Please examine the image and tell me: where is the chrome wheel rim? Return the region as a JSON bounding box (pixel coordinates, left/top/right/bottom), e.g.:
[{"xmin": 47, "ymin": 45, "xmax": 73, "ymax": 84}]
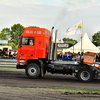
[
  {"xmin": 80, "ymin": 71, "xmax": 90, "ymax": 81},
  {"xmin": 28, "ymin": 66, "xmax": 37, "ymax": 76}
]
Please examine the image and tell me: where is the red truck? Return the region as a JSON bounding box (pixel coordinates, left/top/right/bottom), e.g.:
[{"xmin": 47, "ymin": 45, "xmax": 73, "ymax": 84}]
[{"xmin": 17, "ymin": 27, "xmax": 100, "ymax": 82}]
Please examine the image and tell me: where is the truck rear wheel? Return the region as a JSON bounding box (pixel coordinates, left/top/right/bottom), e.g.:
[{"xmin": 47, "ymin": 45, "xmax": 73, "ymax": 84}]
[
  {"xmin": 25, "ymin": 63, "xmax": 40, "ymax": 78},
  {"xmin": 77, "ymin": 68, "xmax": 94, "ymax": 82}
]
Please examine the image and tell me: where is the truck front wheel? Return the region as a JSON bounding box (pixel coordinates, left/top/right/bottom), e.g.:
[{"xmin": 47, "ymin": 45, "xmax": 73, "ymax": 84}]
[
  {"xmin": 77, "ymin": 68, "xmax": 94, "ymax": 82},
  {"xmin": 25, "ymin": 63, "xmax": 40, "ymax": 78}
]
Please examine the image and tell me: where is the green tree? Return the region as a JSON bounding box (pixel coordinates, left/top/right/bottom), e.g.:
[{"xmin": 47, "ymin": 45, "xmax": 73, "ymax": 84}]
[
  {"xmin": 63, "ymin": 37, "xmax": 67, "ymax": 41},
  {"xmin": 62, "ymin": 37, "xmax": 77, "ymax": 47},
  {"xmin": 10, "ymin": 42, "xmax": 18, "ymax": 49},
  {"xmin": 92, "ymin": 31, "xmax": 100, "ymax": 46},
  {"xmin": 0, "ymin": 28, "xmax": 10, "ymax": 40},
  {"xmin": 10, "ymin": 23, "xmax": 25, "ymax": 46}
]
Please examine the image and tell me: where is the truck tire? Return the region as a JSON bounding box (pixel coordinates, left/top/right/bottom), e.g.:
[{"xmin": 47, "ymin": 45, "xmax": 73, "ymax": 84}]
[
  {"xmin": 77, "ymin": 68, "xmax": 94, "ymax": 82},
  {"xmin": 25, "ymin": 63, "xmax": 40, "ymax": 78}
]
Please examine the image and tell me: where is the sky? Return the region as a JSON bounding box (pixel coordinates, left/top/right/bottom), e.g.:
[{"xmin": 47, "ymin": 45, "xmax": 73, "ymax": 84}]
[{"xmin": 0, "ymin": 0, "xmax": 100, "ymax": 42}]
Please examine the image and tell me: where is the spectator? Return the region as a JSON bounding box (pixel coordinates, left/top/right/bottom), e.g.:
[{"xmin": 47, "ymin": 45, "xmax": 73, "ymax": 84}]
[
  {"xmin": 78, "ymin": 52, "xmax": 81, "ymax": 60},
  {"xmin": 62, "ymin": 53, "xmax": 68, "ymax": 60},
  {"xmin": 13, "ymin": 51, "xmax": 17, "ymax": 60},
  {"xmin": 72, "ymin": 55, "xmax": 76, "ymax": 61},
  {"xmin": 9, "ymin": 49, "xmax": 13, "ymax": 59},
  {"xmin": 57, "ymin": 53, "xmax": 59, "ymax": 59},
  {"xmin": 0, "ymin": 49, "xmax": 3, "ymax": 58},
  {"xmin": 68, "ymin": 53, "xmax": 72, "ymax": 61},
  {"xmin": 78, "ymin": 52, "xmax": 80, "ymax": 56},
  {"xmin": 3, "ymin": 51, "xmax": 9, "ymax": 59},
  {"xmin": 76, "ymin": 54, "xmax": 80, "ymax": 61},
  {"xmin": 80, "ymin": 52, "xmax": 84, "ymax": 60},
  {"xmin": 66, "ymin": 52, "xmax": 69, "ymax": 57},
  {"xmin": 11, "ymin": 50, "xmax": 14, "ymax": 56},
  {"xmin": 2, "ymin": 49, "xmax": 6, "ymax": 56},
  {"xmin": 57, "ymin": 53, "xmax": 62, "ymax": 60},
  {"xmin": 0, "ymin": 49, "xmax": 2, "ymax": 56}
]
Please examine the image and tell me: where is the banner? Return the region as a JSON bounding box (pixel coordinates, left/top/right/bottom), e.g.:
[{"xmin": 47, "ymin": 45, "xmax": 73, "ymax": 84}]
[{"xmin": 0, "ymin": 40, "xmax": 8, "ymax": 44}]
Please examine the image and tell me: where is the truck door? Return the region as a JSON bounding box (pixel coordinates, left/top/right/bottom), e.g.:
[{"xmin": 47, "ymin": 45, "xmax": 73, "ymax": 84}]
[
  {"xmin": 20, "ymin": 37, "xmax": 35, "ymax": 59},
  {"xmin": 35, "ymin": 37, "xmax": 44, "ymax": 58}
]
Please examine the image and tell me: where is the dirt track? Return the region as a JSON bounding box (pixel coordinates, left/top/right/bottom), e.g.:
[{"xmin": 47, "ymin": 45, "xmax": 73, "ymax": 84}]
[{"xmin": 0, "ymin": 67, "xmax": 100, "ymax": 100}]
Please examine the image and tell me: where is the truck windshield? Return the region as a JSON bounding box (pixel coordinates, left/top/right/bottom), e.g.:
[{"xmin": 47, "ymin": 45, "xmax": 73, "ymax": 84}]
[{"xmin": 21, "ymin": 37, "xmax": 34, "ymax": 46}]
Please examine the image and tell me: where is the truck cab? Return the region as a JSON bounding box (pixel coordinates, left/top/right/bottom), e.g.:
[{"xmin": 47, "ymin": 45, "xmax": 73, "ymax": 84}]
[{"xmin": 17, "ymin": 27, "xmax": 51, "ymax": 68}]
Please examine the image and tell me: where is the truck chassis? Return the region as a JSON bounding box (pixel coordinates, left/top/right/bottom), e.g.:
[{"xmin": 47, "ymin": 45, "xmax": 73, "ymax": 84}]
[{"xmin": 22, "ymin": 60, "xmax": 100, "ymax": 82}]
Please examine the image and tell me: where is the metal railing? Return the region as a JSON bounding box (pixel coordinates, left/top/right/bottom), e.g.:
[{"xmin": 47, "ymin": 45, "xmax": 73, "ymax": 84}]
[{"xmin": 0, "ymin": 59, "xmax": 17, "ymax": 67}]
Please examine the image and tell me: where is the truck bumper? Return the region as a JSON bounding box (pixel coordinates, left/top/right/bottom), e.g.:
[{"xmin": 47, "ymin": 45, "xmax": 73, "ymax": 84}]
[{"xmin": 16, "ymin": 65, "xmax": 26, "ymax": 69}]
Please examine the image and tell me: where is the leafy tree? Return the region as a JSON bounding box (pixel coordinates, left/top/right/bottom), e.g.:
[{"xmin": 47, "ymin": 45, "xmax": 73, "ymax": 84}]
[
  {"xmin": 10, "ymin": 42, "xmax": 18, "ymax": 49},
  {"xmin": 0, "ymin": 28, "xmax": 10, "ymax": 40},
  {"xmin": 10, "ymin": 23, "xmax": 25, "ymax": 46},
  {"xmin": 92, "ymin": 31, "xmax": 100, "ymax": 46},
  {"xmin": 62, "ymin": 37, "xmax": 77, "ymax": 47},
  {"xmin": 63, "ymin": 38, "xmax": 67, "ymax": 41}
]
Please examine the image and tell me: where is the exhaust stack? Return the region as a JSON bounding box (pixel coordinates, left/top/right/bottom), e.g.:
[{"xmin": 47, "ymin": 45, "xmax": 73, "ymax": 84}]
[
  {"xmin": 53, "ymin": 29, "xmax": 58, "ymax": 61},
  {"xmin": 48, "ymin": 27, "xmax": 54, "ymax": 61}
]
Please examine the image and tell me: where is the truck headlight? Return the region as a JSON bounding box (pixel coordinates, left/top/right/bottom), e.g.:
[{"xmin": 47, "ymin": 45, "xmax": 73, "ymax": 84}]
[{"xmin": 20, "ymin": 60, "xmax": 25, "ymax": 65}]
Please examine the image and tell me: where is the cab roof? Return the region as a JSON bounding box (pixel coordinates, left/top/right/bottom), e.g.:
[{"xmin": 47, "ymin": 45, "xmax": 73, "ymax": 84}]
[{"xmin": 21, "ymin": 27, "xmax": 51, "ymax": 37}]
